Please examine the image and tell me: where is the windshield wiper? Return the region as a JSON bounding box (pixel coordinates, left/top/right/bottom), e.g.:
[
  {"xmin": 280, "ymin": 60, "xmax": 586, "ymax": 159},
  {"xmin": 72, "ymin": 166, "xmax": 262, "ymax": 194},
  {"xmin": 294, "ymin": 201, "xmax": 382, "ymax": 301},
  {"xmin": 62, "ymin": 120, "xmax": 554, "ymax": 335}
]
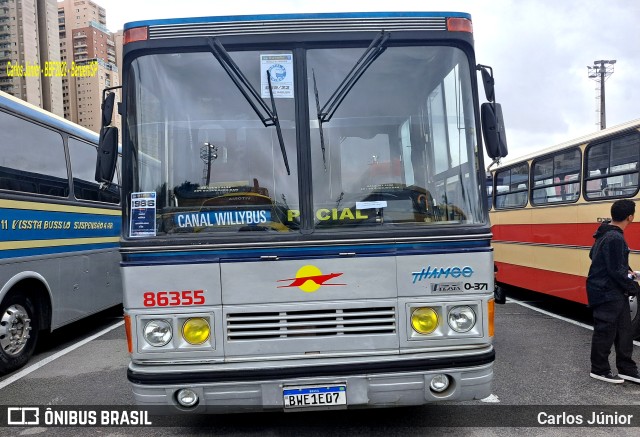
[
  {"xmin": 311, "ymin": 69, "xmax": 327, "ymax": 171},
  {"xmin": 314, "ymin": 31, "xmax": 390, "ymax": 169},
  {"xmin": 266, "ymin": 69, "xmax": 290, "ymax": 175},
  {"xmin": 206, "ymin": 37, "xmax": 290, "ymax": 175}
]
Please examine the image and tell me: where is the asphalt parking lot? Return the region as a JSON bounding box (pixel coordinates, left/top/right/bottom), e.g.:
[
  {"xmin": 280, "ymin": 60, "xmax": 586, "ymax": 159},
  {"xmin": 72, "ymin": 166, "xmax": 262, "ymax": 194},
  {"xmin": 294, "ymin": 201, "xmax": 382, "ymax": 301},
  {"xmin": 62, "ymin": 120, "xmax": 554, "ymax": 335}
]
[{"xmin": 1, "ymin": 296, "xmax": 639, "ymax": 436}]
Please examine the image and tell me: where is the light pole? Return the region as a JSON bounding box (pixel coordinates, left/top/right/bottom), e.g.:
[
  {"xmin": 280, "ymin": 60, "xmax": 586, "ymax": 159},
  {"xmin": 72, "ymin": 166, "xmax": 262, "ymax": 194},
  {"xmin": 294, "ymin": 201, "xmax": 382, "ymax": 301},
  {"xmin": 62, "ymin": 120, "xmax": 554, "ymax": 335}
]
[{"xmin": 587, "ymin": 60, "xmax": 616, "ymax": 130}]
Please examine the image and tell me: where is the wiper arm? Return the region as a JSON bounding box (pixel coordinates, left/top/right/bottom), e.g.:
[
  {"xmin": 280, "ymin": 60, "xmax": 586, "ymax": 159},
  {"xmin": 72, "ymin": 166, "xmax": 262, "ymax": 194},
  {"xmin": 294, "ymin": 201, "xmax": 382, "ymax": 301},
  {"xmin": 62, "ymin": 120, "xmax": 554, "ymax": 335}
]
[
  {"xmin": 318, "ymin": 31, "xmax": 390, "ymax": 123},
  {"xmin": 266, "ymin": 69, "xmax": 290, "ymax": 175},
  {"xmin": 206, "ymin": 37, "xmax": 290, "ymax": 175},
  {"xmin": 312, "ymin": 69, "xmax": 327, "ymax": 171},
  {"xmin": 313, "ymin": 31, "xmax": 389, "ymax": 171}
]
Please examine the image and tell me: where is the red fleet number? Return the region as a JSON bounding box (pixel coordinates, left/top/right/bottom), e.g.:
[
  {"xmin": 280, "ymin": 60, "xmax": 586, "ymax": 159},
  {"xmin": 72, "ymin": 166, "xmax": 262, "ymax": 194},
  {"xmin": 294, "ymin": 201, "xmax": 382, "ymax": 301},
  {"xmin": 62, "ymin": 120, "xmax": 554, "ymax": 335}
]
[{"xmin": 143, "ymin": 290, "xmax": 205, "ymax": 307}]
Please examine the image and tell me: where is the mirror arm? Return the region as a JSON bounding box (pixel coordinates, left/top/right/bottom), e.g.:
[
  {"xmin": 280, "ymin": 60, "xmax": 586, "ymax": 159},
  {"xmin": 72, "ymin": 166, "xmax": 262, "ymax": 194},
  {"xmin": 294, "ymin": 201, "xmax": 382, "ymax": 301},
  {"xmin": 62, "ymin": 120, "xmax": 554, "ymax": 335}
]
[{"xmin": 486, "ymin": 157, "xmax": 501, "ymax": 172}]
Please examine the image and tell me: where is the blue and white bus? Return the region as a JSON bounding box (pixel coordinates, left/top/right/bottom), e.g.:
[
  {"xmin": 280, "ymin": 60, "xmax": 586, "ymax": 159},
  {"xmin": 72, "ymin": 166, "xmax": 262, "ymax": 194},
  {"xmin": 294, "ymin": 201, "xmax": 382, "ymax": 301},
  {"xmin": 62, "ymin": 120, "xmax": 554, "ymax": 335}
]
[
  {"xmin": 0, "ymin": 91, "xmax": 121, "ymax": 373},
  {"xmin": 97, "ymin": 11, "xmax": 507, "ymax": 412}
]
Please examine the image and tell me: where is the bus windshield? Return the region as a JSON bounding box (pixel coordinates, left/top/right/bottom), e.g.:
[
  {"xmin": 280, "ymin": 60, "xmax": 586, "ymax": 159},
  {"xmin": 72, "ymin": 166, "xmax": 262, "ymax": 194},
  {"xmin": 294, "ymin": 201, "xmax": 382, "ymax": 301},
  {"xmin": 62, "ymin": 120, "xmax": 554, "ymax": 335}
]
[{"xmin": 127, "ymin": 45, "xmax": 481, "ymax": 237}]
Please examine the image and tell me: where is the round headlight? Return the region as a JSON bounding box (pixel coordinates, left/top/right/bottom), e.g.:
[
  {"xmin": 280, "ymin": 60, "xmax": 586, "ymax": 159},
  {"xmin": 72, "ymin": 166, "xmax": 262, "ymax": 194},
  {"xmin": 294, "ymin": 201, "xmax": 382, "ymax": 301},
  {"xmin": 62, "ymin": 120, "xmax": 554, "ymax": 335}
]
[
  {"xmin": 143, "ymin": 320, "xmax": 172, "ymax": 347},
  {"xmin": 448, "ymin": 306, "xmax": 476, "ymax": 333},
  {"xmin": 411, "ymin": 307, "xmax": 439, "ymax": 334},
  {"xmin": 182, "ymin": 317, "xmax": 211, "ymax": 345}
]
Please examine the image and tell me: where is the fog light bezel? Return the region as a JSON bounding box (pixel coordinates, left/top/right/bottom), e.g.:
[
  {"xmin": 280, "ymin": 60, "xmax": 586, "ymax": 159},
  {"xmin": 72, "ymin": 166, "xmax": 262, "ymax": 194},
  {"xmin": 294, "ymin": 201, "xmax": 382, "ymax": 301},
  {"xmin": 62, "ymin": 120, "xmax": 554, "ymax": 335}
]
[
  {"xmin": 429, "ymin": 374, "xmax": 451, "ymax": 393},
  {"xmin": 176, "ymin": 388, "xmax": 199, "ymax": 408}
]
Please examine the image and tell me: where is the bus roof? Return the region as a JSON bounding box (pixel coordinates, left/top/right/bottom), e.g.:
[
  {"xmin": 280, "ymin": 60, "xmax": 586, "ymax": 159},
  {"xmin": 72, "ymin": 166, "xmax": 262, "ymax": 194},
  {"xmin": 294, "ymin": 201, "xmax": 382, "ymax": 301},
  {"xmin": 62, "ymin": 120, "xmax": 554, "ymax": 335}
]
[
  {"xmin": 124, "ymin": 11, "xmax": 471, "ymax": 30},
  {"xmin": 495, "ymin": 118, "xmax": 640, "ymax": 169},
  {"xmin": 0, "ymin": 90, "xmax": 99, "ymax": 144}
]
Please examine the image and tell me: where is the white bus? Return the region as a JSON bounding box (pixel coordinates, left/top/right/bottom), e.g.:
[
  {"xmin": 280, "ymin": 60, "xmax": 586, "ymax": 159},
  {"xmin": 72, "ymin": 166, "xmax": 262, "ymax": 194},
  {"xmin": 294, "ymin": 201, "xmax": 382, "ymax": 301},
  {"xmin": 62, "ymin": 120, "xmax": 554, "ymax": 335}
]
[
  {"xmin": 97, "ymin": 11, "xmax": 507, "ymax": 412},
  {"xmin": 0, "ymin": 91, "xmax": 122, "ymax": 373}
]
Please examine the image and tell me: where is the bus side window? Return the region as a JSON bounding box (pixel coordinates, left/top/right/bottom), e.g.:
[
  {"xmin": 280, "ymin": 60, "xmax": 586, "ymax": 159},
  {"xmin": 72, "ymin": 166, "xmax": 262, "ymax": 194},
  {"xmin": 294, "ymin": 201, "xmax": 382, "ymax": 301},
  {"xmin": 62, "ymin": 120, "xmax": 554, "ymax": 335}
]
[{"xmin": 0, "ymin": 110, "xmax": 69, "ymax": 198}]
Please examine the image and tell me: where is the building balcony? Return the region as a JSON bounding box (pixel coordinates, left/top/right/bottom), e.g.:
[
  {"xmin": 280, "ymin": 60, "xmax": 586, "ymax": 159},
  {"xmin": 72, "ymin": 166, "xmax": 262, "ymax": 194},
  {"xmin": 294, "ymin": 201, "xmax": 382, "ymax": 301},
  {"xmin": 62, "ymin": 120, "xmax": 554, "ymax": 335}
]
[
  {"xmin": 74, "ymin": 42, "xmax": 87, "ymax": 48},
  {"xmin": 75, "ymin": 49, "xmax": 88, "ymax": 56},
  {"xmin": 73, "ymin": 33, "xmax": 87, "ymax": 39}
]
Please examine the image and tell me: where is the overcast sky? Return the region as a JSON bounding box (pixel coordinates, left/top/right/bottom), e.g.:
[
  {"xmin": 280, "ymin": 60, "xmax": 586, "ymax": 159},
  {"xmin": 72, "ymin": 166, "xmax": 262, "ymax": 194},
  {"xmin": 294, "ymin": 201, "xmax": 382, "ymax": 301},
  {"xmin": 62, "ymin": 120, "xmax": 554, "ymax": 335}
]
[{"xmin": 102, "ymin": 0, "xmax": 640, "ymax": 160}]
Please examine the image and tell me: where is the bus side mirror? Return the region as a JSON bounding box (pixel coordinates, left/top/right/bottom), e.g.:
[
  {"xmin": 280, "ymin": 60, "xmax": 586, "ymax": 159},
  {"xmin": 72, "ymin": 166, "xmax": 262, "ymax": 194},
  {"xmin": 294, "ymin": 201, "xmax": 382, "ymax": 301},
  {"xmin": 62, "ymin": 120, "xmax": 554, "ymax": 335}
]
[
  {"xmin": 95, "ymin": 126, "xmax": 118, "ymax": 183},
  {"xmin": 481, "ymin": 102, "xmax": 508, "ymax": 159}
]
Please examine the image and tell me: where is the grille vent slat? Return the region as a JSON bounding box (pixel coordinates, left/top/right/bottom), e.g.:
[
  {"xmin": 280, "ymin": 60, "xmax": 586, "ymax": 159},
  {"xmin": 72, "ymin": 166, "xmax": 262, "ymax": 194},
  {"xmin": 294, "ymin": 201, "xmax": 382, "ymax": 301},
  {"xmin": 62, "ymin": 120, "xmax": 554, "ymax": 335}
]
[
  {"xmin": 227, "ymin": 307, "xmax": 396, "ymax": 340},
  {"xmin": 148, "ymin": 18, "xmax": 447, "ymax": 39}
]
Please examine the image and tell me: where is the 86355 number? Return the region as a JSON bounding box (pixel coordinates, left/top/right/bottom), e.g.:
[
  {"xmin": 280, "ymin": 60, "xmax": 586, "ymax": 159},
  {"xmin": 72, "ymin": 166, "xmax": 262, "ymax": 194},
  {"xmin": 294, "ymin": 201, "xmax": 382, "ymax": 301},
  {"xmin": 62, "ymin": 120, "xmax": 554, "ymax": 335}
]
[{"xmin": 143, "ymin": 290, "xmax": 205, "ymax": 307}]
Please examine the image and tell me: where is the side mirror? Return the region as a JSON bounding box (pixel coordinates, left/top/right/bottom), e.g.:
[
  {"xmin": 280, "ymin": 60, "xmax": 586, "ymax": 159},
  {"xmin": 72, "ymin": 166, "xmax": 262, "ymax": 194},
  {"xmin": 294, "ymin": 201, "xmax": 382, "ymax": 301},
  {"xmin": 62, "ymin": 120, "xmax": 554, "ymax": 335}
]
[
  {"xmin": 481, "ymin": 102, "xmax": 508, "ymax": 159},
  {"xmin": 95, "ymin": 126, "xmax": 118, "ymax": 183}
]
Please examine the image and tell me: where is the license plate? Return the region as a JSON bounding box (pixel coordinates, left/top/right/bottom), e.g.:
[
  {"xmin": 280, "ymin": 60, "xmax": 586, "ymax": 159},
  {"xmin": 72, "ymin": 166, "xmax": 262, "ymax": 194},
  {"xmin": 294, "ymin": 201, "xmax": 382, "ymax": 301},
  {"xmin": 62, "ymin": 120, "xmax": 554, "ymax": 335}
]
[{"xmin": 283, "ymin": 385, "xmax": 347, "ymax": 409}]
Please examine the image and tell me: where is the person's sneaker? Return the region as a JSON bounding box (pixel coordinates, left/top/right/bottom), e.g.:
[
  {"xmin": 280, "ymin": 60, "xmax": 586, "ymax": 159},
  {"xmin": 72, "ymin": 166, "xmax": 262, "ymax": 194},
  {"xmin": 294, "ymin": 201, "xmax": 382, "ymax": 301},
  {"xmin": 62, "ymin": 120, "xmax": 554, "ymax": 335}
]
[
  {"xmin": 590, "ymin": 371, "xmax": 624, "ymax": 383},
  {"xmin": 618, "ymin": 370, "xmax": 640, "ymax": 384}
]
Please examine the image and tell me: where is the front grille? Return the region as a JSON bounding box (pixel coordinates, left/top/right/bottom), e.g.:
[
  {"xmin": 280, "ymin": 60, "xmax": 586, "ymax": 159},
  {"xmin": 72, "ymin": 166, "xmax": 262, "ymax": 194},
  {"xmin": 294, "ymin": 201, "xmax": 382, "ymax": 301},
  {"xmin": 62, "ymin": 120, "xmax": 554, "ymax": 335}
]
[
  {"xmin": 148, "ymin": 18, "xmax": 447, "ymax": 39},
  {"xmin": 227, "ymin": 307, "xmax": 396, "ymax": 340}
]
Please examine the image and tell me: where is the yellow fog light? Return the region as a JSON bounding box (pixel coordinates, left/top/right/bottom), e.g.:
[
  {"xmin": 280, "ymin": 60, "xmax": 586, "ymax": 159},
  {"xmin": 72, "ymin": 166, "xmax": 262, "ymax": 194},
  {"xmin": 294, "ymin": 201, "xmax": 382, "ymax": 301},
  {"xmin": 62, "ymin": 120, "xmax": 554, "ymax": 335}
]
[
  {"xmin": 411, "ymin": 307, "xmax": 439, "ymax": 334},
  {"xmin": 182, "ymin": 317, "xmax": 210, "ymax": 345}
]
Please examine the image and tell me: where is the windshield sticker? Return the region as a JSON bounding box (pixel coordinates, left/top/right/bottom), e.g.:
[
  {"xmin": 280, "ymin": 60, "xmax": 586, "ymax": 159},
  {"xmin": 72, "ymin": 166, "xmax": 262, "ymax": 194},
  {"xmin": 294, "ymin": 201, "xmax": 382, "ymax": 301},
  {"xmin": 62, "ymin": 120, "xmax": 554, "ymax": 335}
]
[
  {"xmin": 260, "ymin": 54, "xmax": 294, "ymax": 99},
  {"xmin": 356, "ymin": 201, "xmax": 387, "ymax": 210},
  {"xmin": 130, "ymin": 192, "xmax": 157, "ymax": 237},
  {"xmin": 174, "ymin": 210, "xmax": 271, "ymax": 228}
]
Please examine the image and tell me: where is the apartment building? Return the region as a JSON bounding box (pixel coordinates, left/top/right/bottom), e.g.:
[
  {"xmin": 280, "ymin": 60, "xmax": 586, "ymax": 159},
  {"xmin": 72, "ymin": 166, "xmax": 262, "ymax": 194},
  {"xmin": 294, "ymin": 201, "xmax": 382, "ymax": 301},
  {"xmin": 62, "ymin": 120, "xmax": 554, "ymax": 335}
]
[
  {"xmin": 0, "ymin": 0, "xmax": 64, "ymax": 116},
  {"xmin": 58, "ymin": 0, "xmax": 119, "ymax": 132}
]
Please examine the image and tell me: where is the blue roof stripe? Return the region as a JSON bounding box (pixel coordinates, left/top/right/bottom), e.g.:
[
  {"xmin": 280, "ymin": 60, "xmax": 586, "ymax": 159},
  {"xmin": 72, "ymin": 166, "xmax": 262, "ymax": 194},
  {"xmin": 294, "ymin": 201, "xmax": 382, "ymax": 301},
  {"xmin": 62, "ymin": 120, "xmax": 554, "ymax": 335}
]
[
  {"xmin": 124, "ymin": 11, "xmax": 471, "ymax": 30},
  {"xmin": 0, "ymin": 94, "xmax": 99, "ymax": 143}
]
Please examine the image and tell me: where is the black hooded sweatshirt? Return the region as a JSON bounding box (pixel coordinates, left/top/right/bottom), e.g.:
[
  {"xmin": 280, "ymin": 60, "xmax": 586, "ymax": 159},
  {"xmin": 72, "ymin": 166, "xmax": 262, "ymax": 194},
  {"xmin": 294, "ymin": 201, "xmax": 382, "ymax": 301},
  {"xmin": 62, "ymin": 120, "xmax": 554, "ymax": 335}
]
[{"xmin": 586, "ymin": 222, "xmax": 636, "ymax": 307}]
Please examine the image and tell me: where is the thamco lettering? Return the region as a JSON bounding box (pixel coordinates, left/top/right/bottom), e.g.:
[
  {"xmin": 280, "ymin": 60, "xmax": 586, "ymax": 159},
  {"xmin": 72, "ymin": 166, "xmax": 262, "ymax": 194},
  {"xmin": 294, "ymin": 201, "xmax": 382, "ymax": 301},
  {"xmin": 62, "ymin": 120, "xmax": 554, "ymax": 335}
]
[{"xmin": 411, "ymin": 266, "xmax": 474, "ymax": 283}]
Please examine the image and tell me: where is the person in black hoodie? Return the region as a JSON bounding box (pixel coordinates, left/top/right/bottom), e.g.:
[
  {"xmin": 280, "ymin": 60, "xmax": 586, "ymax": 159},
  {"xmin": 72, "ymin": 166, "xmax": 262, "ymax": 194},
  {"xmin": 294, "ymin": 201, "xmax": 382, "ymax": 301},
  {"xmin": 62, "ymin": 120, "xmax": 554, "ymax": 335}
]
[{"xmin": 587, "ymin": 199, "xmax": 640, "ymax": 384}]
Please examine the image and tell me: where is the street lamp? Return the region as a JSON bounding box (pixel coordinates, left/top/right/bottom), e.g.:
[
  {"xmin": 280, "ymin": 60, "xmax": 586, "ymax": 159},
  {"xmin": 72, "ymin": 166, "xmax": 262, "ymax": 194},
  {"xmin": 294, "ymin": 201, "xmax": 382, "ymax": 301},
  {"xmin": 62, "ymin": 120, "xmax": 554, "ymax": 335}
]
[{"xmin": 587, "ymin": 60, "xmax": 616, "ymax": 130}]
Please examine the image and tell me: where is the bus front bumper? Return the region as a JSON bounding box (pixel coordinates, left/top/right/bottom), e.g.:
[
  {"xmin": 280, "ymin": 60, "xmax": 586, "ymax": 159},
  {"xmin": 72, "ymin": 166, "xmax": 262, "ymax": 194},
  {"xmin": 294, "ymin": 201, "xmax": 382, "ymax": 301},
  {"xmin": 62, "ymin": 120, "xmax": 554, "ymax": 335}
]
[{"xmin": 127, "ymin": 348, "xmax": 494, "ymax": 412}]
